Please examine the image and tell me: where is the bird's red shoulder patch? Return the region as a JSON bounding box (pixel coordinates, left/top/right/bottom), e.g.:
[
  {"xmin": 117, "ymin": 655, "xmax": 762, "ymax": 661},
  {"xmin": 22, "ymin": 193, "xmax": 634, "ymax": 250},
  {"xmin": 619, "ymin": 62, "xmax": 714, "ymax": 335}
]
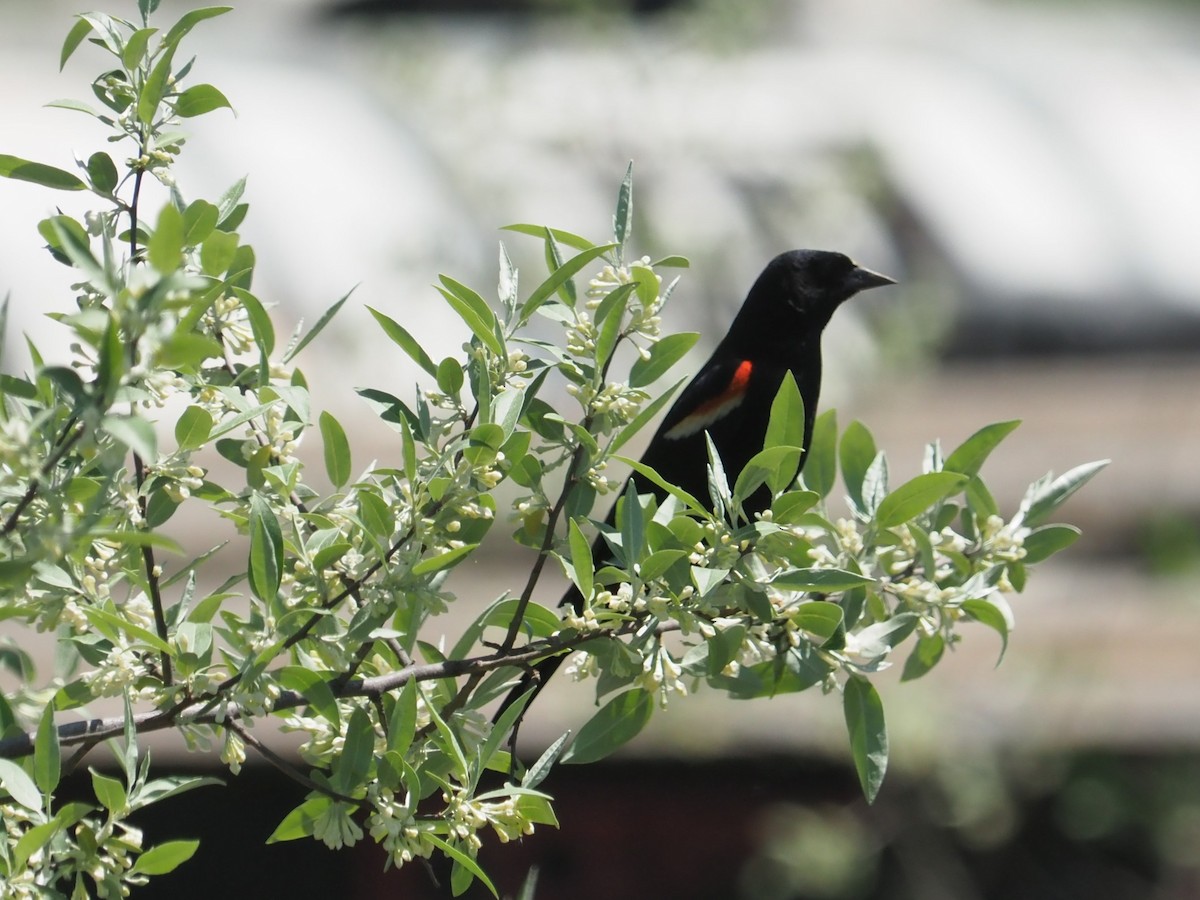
[{"xmin": 664, "ymin": 360, "xmax": 753, "ymax": 439}]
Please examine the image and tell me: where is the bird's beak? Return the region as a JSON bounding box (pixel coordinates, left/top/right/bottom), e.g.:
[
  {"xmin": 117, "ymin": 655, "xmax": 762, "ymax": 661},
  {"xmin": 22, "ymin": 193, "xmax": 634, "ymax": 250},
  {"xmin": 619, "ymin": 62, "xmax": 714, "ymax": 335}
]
[{"xmin": 846, "ymin": 265, "xmax": 896, "ymax": 294}]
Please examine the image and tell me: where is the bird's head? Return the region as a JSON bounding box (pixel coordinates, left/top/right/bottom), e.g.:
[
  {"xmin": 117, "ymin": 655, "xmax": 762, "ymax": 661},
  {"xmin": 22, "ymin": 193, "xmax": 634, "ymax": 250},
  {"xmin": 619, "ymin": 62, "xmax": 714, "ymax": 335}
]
[{"xmin": 730, "ymin": 249, "xmax": 895, "ymax": 343}]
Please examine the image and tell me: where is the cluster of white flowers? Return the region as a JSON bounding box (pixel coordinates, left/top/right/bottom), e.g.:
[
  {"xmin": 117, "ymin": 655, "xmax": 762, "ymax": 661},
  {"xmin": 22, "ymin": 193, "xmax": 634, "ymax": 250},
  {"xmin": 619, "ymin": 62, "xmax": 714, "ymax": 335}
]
[
  {"xmin": 473, "ymin": 452, "xmax": 505, "ymax": 491},
  {"xmin": 367, "ymin": 784, "xmax": 430, "ymax": 866},
  {"xmin": 687, "ymin": 522, "xmax": 745, "ymax": 569},
  {"xmin": 241, "ymin": 404, "xmax": 300, "ymax": 467},
  {"xmin": 151, "ymin": 461, "xmax": 205, "ymax": 504},
  {"xmin": 313, "ymin": 801, "xmax": 364, "ymax": 850},
  {"xmin": 494, "ymin": 348, "xmax": 531, "ymax": 387},
  {"xmin": 564, "ymin": 310, "xmax": 598, "ymax": 357},
  {"xmin": 588, "ymin": 381, "xmax": 649, "ymax": 424},
  {"xmin": 220, "ymin": 727, "xmax": 246, "ymax": 775},
  {"xmin": 697, "ymin": 616, "xmax": 782, "ymax": 676},
  {"xmin": 83, "ymin": 641, "xmax": 151, "ymax": 697},
  {"xmin": 0, "ymin": 416, "xmax": 34, "ymax": 485},
  {"xmin": 980, "ymin": 514, "xmax": 1029, "ymax": 565},
  {"xmin": 638, "ymin": 644, "xmax": 688, "ymax": 705},
  {"xmin": 129, "ymin": 363, "xmax": 188, "ymax": 409},
  {"xmin": 442, "ymin": 785, "xmax": 538, "ymax": 852},
  {"xmin": 1, "ymin": 802, "xmax": 147, "ymax": 899},
  {"xmin": 586, "ymin": 257, "xmax": 665, "ymax": 337},
  {"xmin": 205, "ymin": 292, "xmax": 255, "ymax": 354},
  {"xmin": 125, "ymin": 136, "xmax": 180, "ymax": 188}
]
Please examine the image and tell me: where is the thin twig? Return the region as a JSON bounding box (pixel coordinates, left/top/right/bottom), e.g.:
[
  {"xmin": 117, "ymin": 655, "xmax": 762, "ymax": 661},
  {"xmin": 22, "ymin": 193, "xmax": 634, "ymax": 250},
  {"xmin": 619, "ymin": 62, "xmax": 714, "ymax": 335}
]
[{"xmin": 226, "ymin": 719, "xmax": 359, "ymax": 805}]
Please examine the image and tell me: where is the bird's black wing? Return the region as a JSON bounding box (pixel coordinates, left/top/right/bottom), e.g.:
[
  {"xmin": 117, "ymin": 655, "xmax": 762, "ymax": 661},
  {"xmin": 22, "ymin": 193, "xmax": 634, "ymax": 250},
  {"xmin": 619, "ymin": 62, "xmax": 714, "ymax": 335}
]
[{"xmin": 654, "ymin": 354, "xmax": 753, "ymax": 442}]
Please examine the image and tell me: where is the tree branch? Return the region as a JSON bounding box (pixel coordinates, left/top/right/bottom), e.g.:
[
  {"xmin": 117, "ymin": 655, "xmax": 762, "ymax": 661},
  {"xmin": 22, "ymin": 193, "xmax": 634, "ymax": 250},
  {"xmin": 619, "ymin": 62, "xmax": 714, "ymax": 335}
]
[{"xmin": 0, "ymin": 621, "xmax": 679, "ymax": 760}]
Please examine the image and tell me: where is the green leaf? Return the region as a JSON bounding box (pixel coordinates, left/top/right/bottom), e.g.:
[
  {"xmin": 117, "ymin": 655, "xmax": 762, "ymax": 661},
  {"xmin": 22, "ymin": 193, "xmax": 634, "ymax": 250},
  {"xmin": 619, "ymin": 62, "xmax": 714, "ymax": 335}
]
[
  {"xmin": 248, "ymin": 494, "xmax": 282, "ymax": 603},
  {"xmin": 1021, "ymin": 524, "xmax": 1081, "ymax": 564},
  {"xmin": 45, "ymin": 98, "xmax": 101, "ymax": 117},
  {"xmin": 705, "ymin": 432, "xmax": 732, "ymax": 520},
  {"xmin": 283, "ymin": 287, "xmax": 352, "ymax": 363},
  {"xmin": 804, "ymin": 410, "xmax": 838, "ymax": 498},
  {"xmin": 854, "ymin": 614, "xmax": 919, "ymax": 659},
  {"xmin": 175, "ymin": 83, "xmax": 233, "ymax": 118},
  {"xmin": 34, "ymin": 703, "xmax": 60, "ymax": 795},
  {"xmin": 130, "ymin": 839, "xmax": 199, "ymax": 876},
  {"xmin": 234, "ymin": 288, "xmax": 274, "ymax": 357},
  {"xmin": 436, "ymin": 357, "xmax": 464, "ymax": 397},
  {"xmin": 0, "ymin": 154, "xmax": 86, "ymax": 191},
  {"xmin": 618, "ymin": 480, "xmax": 645, "ymax": 567},
  {"xmin": 411, "ymin": 543, "xmax": 479, "ymax": 576},
  {"xmin": 962, "ymin": 598, "xmax": 1010, "ymax": 664},
  {"xmin": 629, "ymin": 332, "xmax": 698, "ymax": 388},
  {"xmin": 477, "ymin": 689, "xmax": 533, "ymax": 786},
  {"xmin": 42, "ymin": 217, "xmax": 111, "ymax": 294},
  {"xmin": 522, "ymin": 731, "xmax": 571, "ymax": 791},
  {"xmin": 1021, "ymin": 460, "xmax": 1109, "ymax": 527},
  {"xmin": 563, "ymin": 688, "xmax": 654, "ymax": 764},
  {"xmin": 276, "ymin": 667, "xmax": 339, "ymax": 728},
  {"xmin": 839, "ymin": 420, "xmax": 877, "ymax": 513},
  {"xmin": 174, "ymin": 405, "xmax": 213, "ymax": 451},
  {"xmin": 121, "ymin": 26, "xmax": 157, "ymax": 69},
  {"xmin": 843, "ymin": 677, "xmax": 887, "ymax": 804},
  {"xmin": 541, "ymin": 230, "xmax": 573, "ymax": 306},
  {"xmin": 91, "ymin": 768, "xmax": 127, "ymax": 814},
  {"xmin": 162, "ymin": 6, "xmax": 233, "ymax": 52},
  {"xmin": 86, "ymin": 151, "xmax": 119, "ymax": 194},
  {"xmin": 367, "ymin": 306, "xmax": 437, "ymax": 377},
  {"xmin": 319, "ymin": 411, "xmax": 352, "ymax": 487},
  {"xmin": 944, "ymin": 420, "xmax": 1021, "ymax": 477},
  {"xmin": 200, "ymin": 229, "xmax": 239, "ymax": 276},
  {"xmin": 618, "ymin": 457, "xmax": 706, "ymax": 514},
  {"xmin": 60, "ymin": 17, "xmax": 94, "ymax": 70},
  {"xmin": 388, "ymin": 680, "xmax": 418, "ymax": 752},
  {"xmin": 764, "ymin": 371, "xmax": 805, "ymax": 451},
  {"xmin": 501, "ymin": 223, "xmax": 595, "ymax": 252},
  {"xmin": 518, "ymin": 243, "xmax": 617, "ymax": 323},
  {"xmin": 437, "ymin": 276, "xmax": 503, "ymax": 357},
  {"xmin": 0, "ymin": 758, "xmax": 41, "ymax": 810},
  {"xmin": 102, "ymin": 415, "xmax": 158, "ymax": 463},
  {"xmin": 874, "ymin": 472, "xmax": 968, "ymax": 529},
  {"xmin": 267, "ymin": 796, "xmax": 332, "ymax": 843},
  {"xmin": 83, "ymin": 606, "xmax": 173, "ymax": 655},
  {"xmin": 425, "ymin": 835, "xmax": 499, "ymax": 898},
  {"xmin": 182, "ymin": 199, "xmax": 220, "ymax": 246},
  {"xmin": 771, "ymin": 568, "xmax": 874, "ymax": 592},
  {"xmin": 965, "ymin": 475, "xmax": 998, "ymax": 519},
  {"xmin": 14, "ymin": 821, "xmax": 62, "ymax": 870},
  {"xmin": 331, "ymin": 707, "xmax": 374, "ymax": 795},
  {"xmin": 96, "ymin": 527, "xmax": 183, "ymax": 555},
  {"xmin": 568, "ymin": 518, "xmax": 594, "ymax": 601},
  {"xmin": 137, "ymin": 44, "xmax": 176, "ymax": 126},
  {"xmin": 148, "ymin": 202, "xmax": 185, "ymax": 274},
  {"xmin": 479, "ymin": 599, "xmax": 561, "ymax": 639},
  {"xmin": 901, "ymin": 634, "xmax": 945, "ymax": 682},
  {"xmin": 733, "ymin": 446, "xmax": 803, "ymax": 504},
  {"xmin": 594, "ymin": 284, "xmax": 629, "ymax": 368},
  {"xmin": 613, "ymin": 160, "xmax": 634, "ymax": 254},
  {"xmin": 638, "ymin": 548, "xmax": 687, "ymax": 581},
  {"xmin": 793, "ymin": 603, "xmax": 844, "ymax": 642}
]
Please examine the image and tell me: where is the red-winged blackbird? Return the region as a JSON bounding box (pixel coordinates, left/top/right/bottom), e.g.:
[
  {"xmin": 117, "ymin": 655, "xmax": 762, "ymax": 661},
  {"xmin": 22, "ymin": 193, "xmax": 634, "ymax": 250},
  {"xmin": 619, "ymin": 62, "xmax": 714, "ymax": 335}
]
[{"xmin": 499, "ymin": 249, "xmax": 894, "ymax": 726}]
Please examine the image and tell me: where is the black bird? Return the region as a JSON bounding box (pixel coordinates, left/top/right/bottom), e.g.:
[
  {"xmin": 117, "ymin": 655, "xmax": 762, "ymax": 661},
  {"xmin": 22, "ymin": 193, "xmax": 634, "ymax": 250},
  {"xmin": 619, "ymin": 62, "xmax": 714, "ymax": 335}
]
[{"xmin": 499, "ymin": 249, "xmax": 895, "ymax": 726}]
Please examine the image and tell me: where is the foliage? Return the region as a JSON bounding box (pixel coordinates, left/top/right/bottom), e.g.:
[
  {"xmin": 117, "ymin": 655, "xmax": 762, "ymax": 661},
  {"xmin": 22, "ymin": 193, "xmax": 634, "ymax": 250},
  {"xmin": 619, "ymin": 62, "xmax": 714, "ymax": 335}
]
[{"xmin": 0, "ymin": 3, "xmax": 1106, "ymax": 895}]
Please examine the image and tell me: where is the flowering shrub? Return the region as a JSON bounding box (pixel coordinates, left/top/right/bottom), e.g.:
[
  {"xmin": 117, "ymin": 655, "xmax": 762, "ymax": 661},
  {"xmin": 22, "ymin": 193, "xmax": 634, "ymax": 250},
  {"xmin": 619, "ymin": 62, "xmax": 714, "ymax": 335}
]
[{"xmin": 0, "ymin": 2, "xmax": 1105, "ymax": 896}]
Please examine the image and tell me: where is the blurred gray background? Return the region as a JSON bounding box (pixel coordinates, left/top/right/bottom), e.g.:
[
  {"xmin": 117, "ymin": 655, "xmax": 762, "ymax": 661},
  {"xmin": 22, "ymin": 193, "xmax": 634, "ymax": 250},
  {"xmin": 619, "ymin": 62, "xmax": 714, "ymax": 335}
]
[{"xmin": 2, "ymin": 0, "xmax": 1200, "ymax": 897}]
